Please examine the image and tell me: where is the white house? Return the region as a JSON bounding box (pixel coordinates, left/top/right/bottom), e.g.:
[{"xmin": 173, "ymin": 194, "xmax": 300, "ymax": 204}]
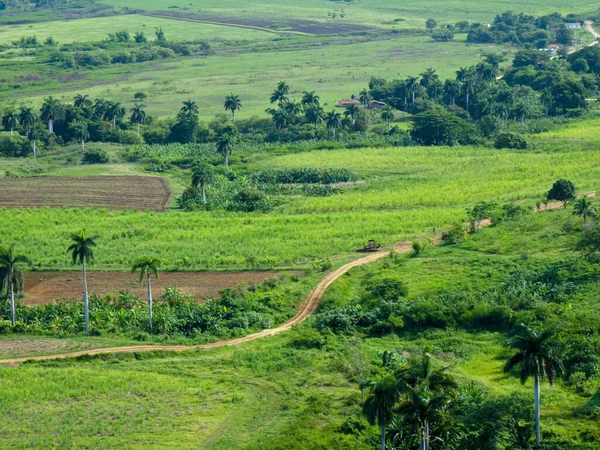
[{"xmin": 565, "ymin": 23, "xmax": 582, "ymax": 29}]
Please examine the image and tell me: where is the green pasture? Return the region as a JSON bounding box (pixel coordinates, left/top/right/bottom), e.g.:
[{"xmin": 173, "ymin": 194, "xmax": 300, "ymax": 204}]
[
  {"xmin": 1, "ymin": 35, "xmax": 505, "ymax": 118},
  {"xmin": 0, "ymin": 14, "xmax": 278, "ymax": 45},
  {"xmin": 98, "ymin": 0, "xmax": 600, "ymax": 28}
]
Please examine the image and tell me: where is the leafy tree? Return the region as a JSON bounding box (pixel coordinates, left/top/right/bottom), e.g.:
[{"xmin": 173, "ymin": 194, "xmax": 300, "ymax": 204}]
[
  {"xmin": 70, "ymin": 120, "xmax": 89, "ymax": 151},
  {"xmin": 191, "ymin": 161, "xmax": 214, "ymax": 202},
  {"xmin": 504, "ymin": 325, "xmax": 564, "ymax": 450},
  {"xmin": 572, "ymin": 197, "xmax": 597, "ymax": 224},
  {"xmin": 0, "ymin": 246, "xmax": 30, "ymax": 326},
  {"xmin": 547, "ymin": 179, "xmax": 576, "ymax": 208},
  {"xmin": 130, "ymin": 103, "xmax": 147, "ymax": 135},
  {"xmin": 344, "ymin": 103, "xmax": 360, "ymax": 125},
  {"xmin": 301, "ymin": 91, "xmax": 320, "ymax": 107},
  {"xmin": 131, "ymin": 256, "xmax": 161, "ymax": 334},
  {"xmin": 468, "ymin": 201, "xmax": 498, "ymax": 230},
  {"xmin": 395, "ymin": 353, "xmax": 458, "ymax": 450},
  {"xmin": 170, "ymin": 111, "xmax": 200, "ymax": 144},
  {"xmin": 365, "ymin": 273, "xmax": 408, "ymax": 300},
  {"xmin": 1, "ymin": 109, "xmax": 19, "ymax": 135},
  {"xmin": 411, "ymin": 107, "xmax": 475, "ymax": 146},
  {"xmin": 431, "ymin": 29, "xmax": 454, "ymax": 41},
  {"xmin": 362, "ymin": 376, "xmax": 400, "ymax": 450},
  {"xmin": 224, "ymin": 93, "xmax": 242, "ymax": 122},
  {"xmin": 325, "ymin": 110, "xmax": 342, "ymax": 138},
  {"xmin": 154, "ymin": 27, "xmax": 166, "ymax": 43},
  {"xmin": 181, "ymin": 99, "xmax": 199, "ymax": 116},
  {"xmin": 381, "ymin": 106, "xmax": 394, "ymax": 132},
  {"xmin": 67, "ymin": 230, "xmax": 97, "ymax": 334},
  {"xmin": 425, "ymin": 18, "xmax": 437, "ymax": 31},
  {"xmin": 555, "ymin": 26, "xmax": 574, "ymax": 45},
  {"xmin": 40, "ymin": 96, "xmax": 65, "ymax": 134},
  {"xmin": 133, "ymin": 92, "xmax": 147, "ymax": 101},
  {"xmin": 134, "ymin": 31, "xmax": 147, "ymax": 44},
  {"xmin": 494, "ymin": 131, "xmax": 528, "ymax": 149}
]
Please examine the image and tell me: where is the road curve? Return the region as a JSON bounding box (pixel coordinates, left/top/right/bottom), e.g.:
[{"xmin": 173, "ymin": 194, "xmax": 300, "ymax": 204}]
[{"xmin": 0, "ymin": 194, "xmax": 595, "ymax": 365}]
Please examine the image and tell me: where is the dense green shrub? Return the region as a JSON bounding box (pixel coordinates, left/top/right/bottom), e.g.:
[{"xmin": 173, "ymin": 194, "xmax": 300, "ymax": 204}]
[
  {"xmin": 229, "ymin": 187, "xmax": 272, "ymax": 212},
  {"xmin": 0, "ymin": 134, "xmax": 31, "ymax": 157},
  {"xmin": 252, "ymin": 168, "xmax": 357, "ymax": 185},
  {"xmin": 82, "ymin": 148, "xmax": 109, "ymax": 164},
  {"xmin": 494, "ymin": 131, "xmax": 528, "ymax": 149}
]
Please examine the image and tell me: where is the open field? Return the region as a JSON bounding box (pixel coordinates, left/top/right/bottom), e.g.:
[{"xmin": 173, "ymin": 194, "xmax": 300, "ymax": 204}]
[
  {"xmin": 99, "ymin": 0, "xmax": 600, "ymax": 28},
  {"xmin": 22, "ymin": 270, "xmax": 302, "ymax": 305},
  {"xmin": 0, "ymin": 14, "xmax": 280, "ymax": 45},
  {"xmin": 0, "ymin": 176, "xmax": 172, "ymax": 211},
  {"xmin": 0, "ymin": 35, "xmax": 507, "ymax": 118}
]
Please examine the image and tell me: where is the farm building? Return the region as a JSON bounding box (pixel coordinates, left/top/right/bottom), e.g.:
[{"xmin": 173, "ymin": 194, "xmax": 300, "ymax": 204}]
[
  {"xmin": 369, "ymin": 100, "xmax": 387, "ymax": 109},
  {"xmin": 564, "ymin": 22, "xmax": 581, "ymax": 29},
  {"xmin": 337, "ymin": 98, "xmax": 361, "ymax": 107}
]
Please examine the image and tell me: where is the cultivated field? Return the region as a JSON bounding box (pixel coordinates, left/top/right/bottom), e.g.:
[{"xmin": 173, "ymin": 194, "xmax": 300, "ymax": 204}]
[
  {"xmin": 0, "ymin": 176, "xmax": 172, "ymax": 211},
  {"xmin": 23, "ymin": 270, "xmax": 302, "ymax": 305}
]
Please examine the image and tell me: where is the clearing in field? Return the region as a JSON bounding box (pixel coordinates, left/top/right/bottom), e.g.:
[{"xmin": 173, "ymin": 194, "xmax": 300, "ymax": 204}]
[
  {"xmin": 22, "ymin": 270, "xmax": 302, "ymax": 305},
  {"xmin": 0, "ymin": 176, "xmax": 172, "ymax": 211}
]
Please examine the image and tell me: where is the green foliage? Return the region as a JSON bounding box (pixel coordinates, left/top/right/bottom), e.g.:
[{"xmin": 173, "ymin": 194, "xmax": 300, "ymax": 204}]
[
  {"xmin": 411, "ymin": 107, "xmax": 476, "ymax": 146},
  {"xmin": 494, "ymin": 131, "xmax": 528, "ymax": 149},
  {"xmin": 441, "ymin": 224, "xmax": 466, "ymax": 244},
  {"xmin": 81, "ymin": 148, "xmax": 109, "ymax": 164},
  {"xmin": 252, "ymin": 168, "xmax": 356, "ymax": 185},
  {"xmin": 547, "ymin": 179, "xmax": 576, "ymax": 206},
  {"xmin": 0, "ymin": 134, "xmax": 31, "ymax": 157},
  {"xmin": 365, "ymin": 273, "xmax": 408, "ymax": 300}
]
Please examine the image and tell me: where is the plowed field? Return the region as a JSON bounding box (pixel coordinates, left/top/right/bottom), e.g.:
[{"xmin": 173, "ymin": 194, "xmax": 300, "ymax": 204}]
[
  {"xmin": 0, "ymin": 176, "xmax": 171, "ymax": 211},
  {"xmin": 22, "ymin": 271, "xmax": 302, "ymax": 305}
]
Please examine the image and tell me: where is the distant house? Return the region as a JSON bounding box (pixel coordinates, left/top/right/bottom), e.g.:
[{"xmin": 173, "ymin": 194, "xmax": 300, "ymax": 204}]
[
  {"xmin": 337, "ymin": 98, "xmax": 361, "ymax": 107},
  {"xmin": 547, "ymin": 44, "xmax": 561, "ymax": 50},
  {"xmin": 369, "ymin": 100, "xmax": 387, "ymax": 109},
  {"xmin": 564, "ymin": 22, "xmax": 582, "ymax": 29}
]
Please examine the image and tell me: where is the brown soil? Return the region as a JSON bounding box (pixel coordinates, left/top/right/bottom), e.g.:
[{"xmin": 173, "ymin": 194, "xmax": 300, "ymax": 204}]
[
  {"xmin": 23, "ymin": 271, "xmax": 302, "ymax": 305},
  {"xmin": 0, "ymin": 192, "xmax": 595, "ymax": 365},
  {"xmin": 0, "ymin": 176, "xmax": 172, "ymax": 212}
]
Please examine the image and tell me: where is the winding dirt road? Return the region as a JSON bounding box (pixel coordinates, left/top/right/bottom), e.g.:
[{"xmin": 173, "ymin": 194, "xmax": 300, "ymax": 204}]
[{"xmin": 0, "ymin": 194, "xmax": 595, "ymax": 365}]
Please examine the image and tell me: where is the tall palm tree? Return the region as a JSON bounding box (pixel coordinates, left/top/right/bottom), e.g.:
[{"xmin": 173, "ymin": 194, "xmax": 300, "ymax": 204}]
[
  {"xmin": 270, "ymin": 81, "xmax": 290, "ymax": 106},
  {"xmin": 19, "ymin": 106, "xmax": 35, "ymax": 135},
  {"xmin": 130, "ymin": 103, "xmax": 147, "ymax": 135},
  {"xmin": 224, "ymin": 94, "xmax": 242, "ymax": 122},
  {"xmin": 304, "ymin": 105, "xmax": 324, "ymax": 130},
  {"xmin": 344, "ymin": 103, "xmax": 360, "ymax": 125},
  {"xmin": 362, "ymin": 376, "xmax": 400, "ymax": 450},
  {"xmin": 93, "ymin": 98, "xmax": 108, "ymax": 120},
  {"xmin": 359, "ymin": 88, "xmax": 373, "ymax": 107},
  {"xmin": 325, "ymin": 110, "xmax": 341, "ymax": 138},
  {"xmin": 540, "ymin": 89, "xmax": 553, "ymax": 117},
  {"xmin": 456, "ymin": 67, "xmax": 475, "ymax": 112},
  {"xmin": 131, "ymin": 256, "xmax": 161, "ymax": 334},
  {"xmin": 67, "ymin": 230, "xmax": 97, "ymax": 334},
  {"xmin": 406, "ymin": 76, "xmax": 419, "ymax": 104},
  {"xmin": 191, "ymin": 161, "xmax": 214, "ymax": 202},
  {"xmin": 267, "ymin": 107, "xmax": 289, "ymax": 131},
  {"xmin": 106, "ymin": 102, "xmax": 125, "ymax": 128},
  {"xmin": 2, "ymin": 109, "xmax": 19, "ymax": 135},
  {"xmin": 0, "ymin": 246, "xmax": 30, "ymax": 326},
  {"xmin": 40, "ymin": 96, "xmax": 65, "ymax": 134},
  {"xmin": 74, "ymin": 94, "xmax": 92, "ymax": 109},
  {"xmin": 216, "ymin": 134, "xmax": 234, "ymax": 169},
  {"xmin": 419, "ymin": 68, "xmax": 438, "ymax": 88},
  {"xmin": 572, "ymin": 197, "xmax": 597, "ymax": 224},
  {"xmin": 301, "ymin": 90, "xmax": 320, "ymax": 108},
  {"xmin": 181, "ymin": 99, "xmax": 199, "ymax": 116},
  {"xmin": 28, "ymin": 120, "xmax": 46, "ymax": 162},
  {"xmin": 395, "ymin": 353, "xmax": 458, "ymax": 450},
  {"xmin": 504, "ymin": 325, "xmax": 564, "ymax": 450},
  {"xmin": 71, "ymin": 120, "xmax": 89, "ymax": 151},
  {"xmin": 381, "ymin": 106, "xmax": 395, "ymax": 132}
]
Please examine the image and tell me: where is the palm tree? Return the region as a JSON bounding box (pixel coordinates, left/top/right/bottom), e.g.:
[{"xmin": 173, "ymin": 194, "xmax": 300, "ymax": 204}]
[
  {"xmin": 19, "ymin": 106, "xmax": 35, "ymax": 135},
  {"xmin": 130, "ymin": 103, "xmax": 147, "ymax": 134},
  {"xmin": 106, "ymin": 101, "xmax": 125, "ymax": 128},
  {"xmin": 40, "ymin": 96, "xmax": 65, "ymax": 134},
  {"xmin": 381, "ymin": 106, "xmax": 395, "ymax": 132},
  {"xmin": 362, "ymin": 376, "xmax": 400, "ymax": 450},
  {"xmin": 74, "ymin": 94, "xmax": 92, "ymax": 109},
  {"xmin": 325, "ymin": 110, "xmax": 341, "ymax": 138},
  {"xmin": 301, "ymin": 90, "xmax": 320, "ymax": 108},
  {"xmin": 419, "ymin": 68, "xmax": 438, "ymax": 88},
  {"xmin": 93, "ymin": 98, "xmax": 108, "ymax": 120},
  {"xmin": 270, "ymin": 81, "xmax": 290, "ymax": 106},
  {"xmin": 456, "ymin": 67, "xmax": 475, "ymax": 112},
  {"xmin": 540, "ymin": 89, "xmax": 553, "ymax": 117},
  {"xmin": 71, "ymin": 120, "xmax": 89, "ymax": 151},
  {"xmin": 181, "ymin": 99, "xmax": 199, "ymax": 116},
  {"xmin": 344, "ymin": 103, "xmax": 360, "ymax": 125},
  {"xmin": 154, "ymin": 27, "xmax": 166, "ymax": 43},
  {"xmin": 28, "ymin": 120, "xmax": 46, "ymax": 162},
  {"xmin": 0, "ymin": 246, "xmax": 30, "ymax": 326},
  {"xmin": 572, "ymin": 197, "xmax": 597, "ymax": 224},
  {"xmin": 359, "ymin": 88, "xmax": 373, "ymax": 107},
  {"xmin": 406, "ymin": 76, "xmax": 419, "ymax": 104},
  {"xmin": 504, "ymin": 325, "xmax": 564, "ymax": 450},
  {"xmin": 191, "ymin": 161, "xmax": 214, "ymax": 202},
  {"xmin": 131, "ymin": 256, "xmax": 161, "ymax": 334},
  {"xmin": 2, "ymin": 109, "xmax": 19, "ymax": 136},
  {"xmin": 216, "ymin": 134, "xmax": 234, "ymax": 169},
  {"xmin": 395, "ymin": 353, "xmax": 458, "ymax": 450},
  {"xmin": 267, "ymin": 107, "xmax": 289, "ymax": 131},
  {"xmin": 304, "ymin": 105, "xmax": 324, "ymax": 130},
  {"xmin": 67, "ymin": 230, "xmax": 97, "ymax": 334},
  {"xmin": 224, "ymin": 94, "xmax": 242, "ymax": 122}
]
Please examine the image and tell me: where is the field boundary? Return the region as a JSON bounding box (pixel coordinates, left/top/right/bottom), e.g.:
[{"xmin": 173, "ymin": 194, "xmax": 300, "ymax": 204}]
[{"xmin": 0, "ymin": 193, "xmax": 595, "ymax": 365}]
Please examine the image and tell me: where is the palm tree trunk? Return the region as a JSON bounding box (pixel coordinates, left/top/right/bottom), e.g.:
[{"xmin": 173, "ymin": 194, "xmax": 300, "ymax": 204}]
[
  {"xmin": 535, "ymin": 374, "xmax": 541, "ymax": 449},
  {"xmin": 48, "ymin": 119, "xmax": 53, "ymax": 134},
  {"xmin": 81, "ymin": 138, "xmax": 85, "ymax": 152},
  {"xmin": 83, "ymin": 260, "xmax": 89, "ymax": 334},
  {"xmin": 33, "ymin": 140, "xmax": 37, "ymax": 163},
  {"xmin": 147, "ymin": 275, "xmax": 153, "ymax": 334},
  {"xmin": 387, "ymin": 120, "xmax": 391, "ymax": 132},
  {"xmin": 201, "ymin": 183, "xmax": 206, "ymax": 202},
  {"xmin": 9, "ymin": 281, "xmax": 15, "ymax": 326},
  {"xmin": 10, "ymin": 127, "xmax": 13, "ymax": 136},
  {"xmin": 232, "ymin": 110, "xmax": 236, "ymax": 123},
  {"xmin": 380, "ymin": 422, "xmax": 385, "ymax": 450},
  {"xmin": 137, "ymin": 123, "xmax": 140, "ymax": 135},
  {"xmin": 466, "ymin": 92, "xmax": 470, "ymax": 111},
  {"xmin": 425, "ymin": 420, "xmax": 430, "ymax": 450},
  {"xmin": 224, "ymin": 153, "xmax": 229, "ymax": 170}
]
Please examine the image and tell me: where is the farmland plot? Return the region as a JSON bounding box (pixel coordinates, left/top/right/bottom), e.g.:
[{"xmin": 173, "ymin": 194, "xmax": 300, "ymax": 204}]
[{"xmin": 0, "ymin": 176, "xmax": 171, "ymax": 211}]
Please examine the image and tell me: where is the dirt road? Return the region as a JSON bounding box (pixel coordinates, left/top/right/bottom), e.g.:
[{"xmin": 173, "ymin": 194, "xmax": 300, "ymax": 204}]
[{"xmin": 0, "ymin": 194, "xmax": 595, "ymax": 365}]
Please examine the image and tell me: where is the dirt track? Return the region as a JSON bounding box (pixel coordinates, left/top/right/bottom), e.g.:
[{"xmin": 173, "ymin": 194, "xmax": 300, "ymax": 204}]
[{"xmin": 0, "ymin": 194, "xmax": 594, "ymax": 365}]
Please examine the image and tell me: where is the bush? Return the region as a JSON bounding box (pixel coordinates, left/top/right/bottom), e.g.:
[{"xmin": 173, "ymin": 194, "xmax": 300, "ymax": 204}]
[
  {"xmin": 177, "ymin": 187, "xmax": 204, "ymax": 211},
  {"xmin": 229, "ymin": 187, "xmax": 272, "ymax": 212},
  {"xmin": 365, "ymin": 273, "xmax": 408, "ymax": 300},
  {"xmin": 441, "ymin": 224, "xmax": 466, "ymax": 244},
  {"xmin": 0, "ymin": 134, "xmax": 31, "ymax": 158},
  {"xmin": 82, "ymin": 148, "xmax": 109, "ymax": 164},
  {"xmin": 494, "ymin": 132, "xmax": 528, "ymax": 149}
]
